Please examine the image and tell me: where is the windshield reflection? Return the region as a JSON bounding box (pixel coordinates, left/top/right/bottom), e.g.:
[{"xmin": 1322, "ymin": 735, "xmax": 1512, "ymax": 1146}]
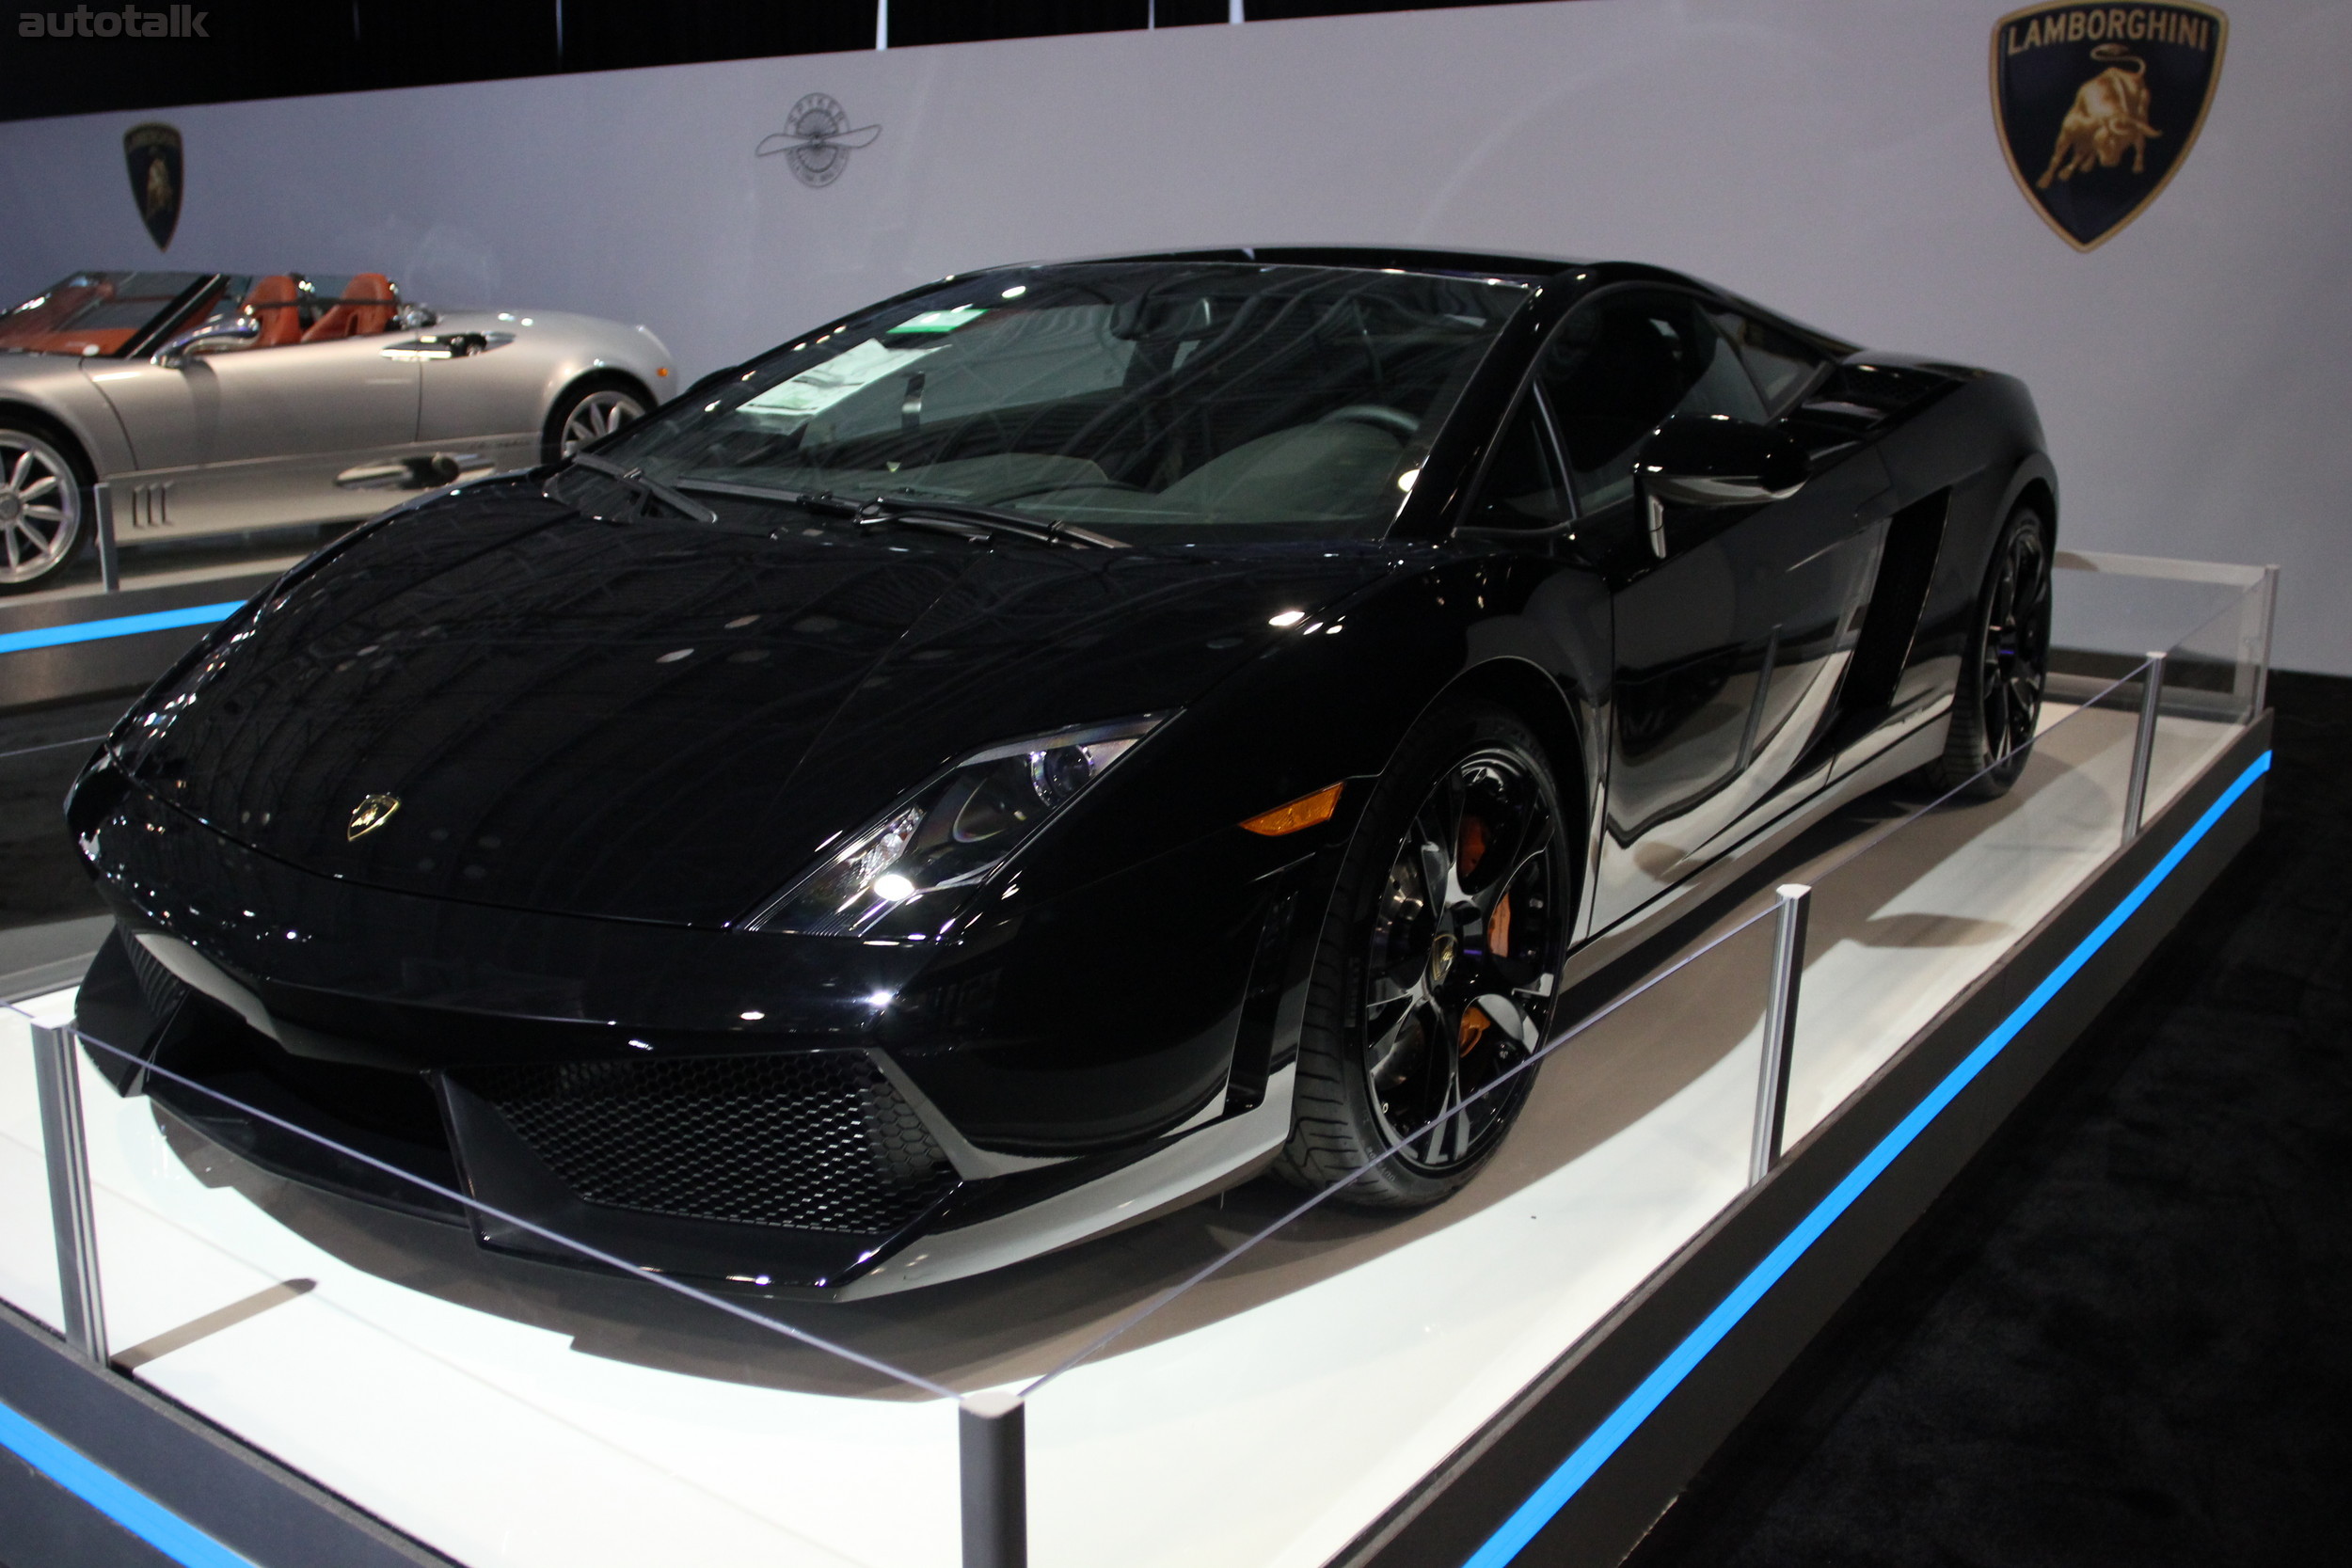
[{"xmin": 598, "ymin": 262, "xmax": 1528, "ymax": 544}]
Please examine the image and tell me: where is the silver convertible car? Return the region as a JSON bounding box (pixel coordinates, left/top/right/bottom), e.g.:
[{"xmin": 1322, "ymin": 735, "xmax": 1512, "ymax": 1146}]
[{"xmin": 0, "ymin": 269, "xmax": 676, "ymax": 589}]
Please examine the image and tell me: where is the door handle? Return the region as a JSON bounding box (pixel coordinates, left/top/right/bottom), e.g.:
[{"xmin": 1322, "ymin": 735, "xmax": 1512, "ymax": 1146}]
[{"xmin": 379, "ymin": 331, "xmax": 513, "ymax": 362}]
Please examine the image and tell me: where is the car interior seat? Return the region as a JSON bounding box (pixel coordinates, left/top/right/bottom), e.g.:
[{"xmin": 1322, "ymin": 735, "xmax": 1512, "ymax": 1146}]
[
  {"xmin": 244, "ymin": 275, "xmax": 307, "ymax": 348},
  {"xmin": 302, "ymin": 273, "xmax": 397, "ymax": 342},
  {"xmin": 1156, "ymin": 420, "xmax": 1403, "ymax": 524}
]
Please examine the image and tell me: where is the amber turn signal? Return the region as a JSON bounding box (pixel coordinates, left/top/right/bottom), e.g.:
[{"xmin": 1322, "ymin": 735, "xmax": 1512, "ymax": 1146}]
[{"xmin": 1240, "ymin": 782, "xmax": 1344, "ymax": 836}]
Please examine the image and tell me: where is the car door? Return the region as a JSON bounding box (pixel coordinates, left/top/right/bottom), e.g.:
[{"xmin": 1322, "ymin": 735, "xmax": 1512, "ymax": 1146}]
[
  {"xmin": 1547, "ymin": 288, "xmax": 1864, "ymax": 931},
  {"xmin": 1694, "ymin": 307, "xmax": 1895, "ymax": 850},
  {"xmin": 88, "ymin": 281, "xmax": 420, "ymax": 536},
  {"xmin": 409, "ymin": 326, "xmax": 539, "ymax": 470}
]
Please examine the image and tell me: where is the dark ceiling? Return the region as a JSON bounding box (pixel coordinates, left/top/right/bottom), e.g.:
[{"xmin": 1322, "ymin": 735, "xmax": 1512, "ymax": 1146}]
[{"xmin": 1, "ymin": 0, "xmax": 1554, "ymax": 123}]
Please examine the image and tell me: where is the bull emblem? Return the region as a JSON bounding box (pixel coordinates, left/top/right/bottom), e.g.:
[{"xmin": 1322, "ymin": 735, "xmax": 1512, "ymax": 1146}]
[
  {"xmin": 2038, "ymin": 44, "xmax": 2161, "ymax": 188},
  {"xmin": 1991, "ymin": 3, "xmax": 2227, "ymax": 251},
  {"xmin": 143, "ymin": 158, "xmax": 174, "ymax": 221}
]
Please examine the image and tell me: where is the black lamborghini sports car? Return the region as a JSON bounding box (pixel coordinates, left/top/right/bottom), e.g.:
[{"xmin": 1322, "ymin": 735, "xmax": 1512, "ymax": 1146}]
[{"xmin": 67, "ymin": 248, "xmax": 2055, "ymax": 1297}]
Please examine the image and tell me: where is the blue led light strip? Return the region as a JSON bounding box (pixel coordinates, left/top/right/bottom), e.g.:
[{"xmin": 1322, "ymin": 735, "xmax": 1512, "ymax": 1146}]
[
  {"xmin": 0, "ymin": 600, "xmax": 242, "ymax": 657},
  {"xmin": 1466, "ymin": 748, "xmax": 2273, "ymax": 1568},
  {"xmin": 0, "ymin": 1397, "xmax": 261, "ymax": 1568}
]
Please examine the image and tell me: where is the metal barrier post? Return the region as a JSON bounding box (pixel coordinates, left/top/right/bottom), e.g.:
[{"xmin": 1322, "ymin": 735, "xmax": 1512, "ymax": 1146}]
[
  {"xmin": 94, "ymin": 481, "xmax": 120, "ymax": 593},
  {"xmin": 1749, "ymin": 884, "xmax": 1811, "ymax": 1185},
  {"xmin": 2122, "ymin": 651, "xmax": 2167, "ymax": 844},
  {"xmin": 961, "ymin": 1391, "xmax": 1026, "ymax": 1568},
  {"xmin": 2251, "ymin": 564, "xmax": 2280, "ymax": 718},
  {"xmin": 29, "ymin": 1023, "xmax": 106, "ymax": 1362}
]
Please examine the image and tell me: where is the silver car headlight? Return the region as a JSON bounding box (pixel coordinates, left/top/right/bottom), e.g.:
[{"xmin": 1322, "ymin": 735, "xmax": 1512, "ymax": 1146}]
[{"xmin": 747, "ymin": 714, "xmax": 1169, "ymax": 936}]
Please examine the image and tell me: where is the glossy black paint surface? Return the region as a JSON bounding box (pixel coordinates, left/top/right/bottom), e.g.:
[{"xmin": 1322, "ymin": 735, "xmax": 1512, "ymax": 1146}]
[{"xmin": 68, "ymin": 248, "xmax": 2054, "ymax": 1291}]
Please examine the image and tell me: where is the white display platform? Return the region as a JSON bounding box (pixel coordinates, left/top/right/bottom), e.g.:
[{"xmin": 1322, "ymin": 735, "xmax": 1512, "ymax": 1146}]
[{"xmin": 0, "ymin": 693, "xmax": 2245, "ymax": 1568}]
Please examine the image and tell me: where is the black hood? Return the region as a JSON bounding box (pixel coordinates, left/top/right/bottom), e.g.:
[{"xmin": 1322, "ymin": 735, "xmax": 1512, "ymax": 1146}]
[{"xmin": 111, "ymin": 480, "xmax": 1397, "ymax": 927}]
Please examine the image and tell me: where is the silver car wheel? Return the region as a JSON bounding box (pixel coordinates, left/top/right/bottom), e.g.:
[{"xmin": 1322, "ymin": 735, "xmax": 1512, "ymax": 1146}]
[
  {"xmin": 560, "ymin": 389, "xmax": 645, "ymax": 457},
  {"xmin": 0, "ymin": 430, "xmax": 82, "ymax": 587}
]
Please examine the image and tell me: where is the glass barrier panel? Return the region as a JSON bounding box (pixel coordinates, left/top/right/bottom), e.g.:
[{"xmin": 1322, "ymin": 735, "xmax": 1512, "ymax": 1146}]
[
  {"xmin": 2154, "ymin": 576, "xmax": 2262, "ymax": 727},
  {"xmin": 2047, "ymin": 552, "xmax": 2265, "ymax": 715},
  {"xmin": 2050, "ymin": 550, "xmax": 2257, "ymax": 659},
  {"xmin": 1777, "ymin": 686, "xmax": 2137, "ymax": 1151},
  {"xmin": 1015, "ymin": 906, "xmax": 1780, "ymax": 1568},
  {"xmin": 2137, "ymin": 581, "xmax": 2269, "ymax": 818},
  {"xmin": 0, "ymin": 992, "xmax": 67, "ymax": 1332},
  {"xmin": 4, "ymin": 1002, "xmax": 961, "ymax": 1568}
]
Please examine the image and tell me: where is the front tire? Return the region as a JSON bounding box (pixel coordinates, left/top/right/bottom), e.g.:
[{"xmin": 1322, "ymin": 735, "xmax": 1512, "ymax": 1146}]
[
  {"xmin": 543, "ymin": 377, "xmax": 649, "ymax": 464},
  {"xmin": 1920, "ymin": 505, "xmax": 2052, "ymax": 800},
  {"xmin": 1276, "ymin": 700, "xmax": 1574, "ymax": 1208},
  {"xmin": 0, "ymin": 421, "xmax": 90, "ymax": 592}
]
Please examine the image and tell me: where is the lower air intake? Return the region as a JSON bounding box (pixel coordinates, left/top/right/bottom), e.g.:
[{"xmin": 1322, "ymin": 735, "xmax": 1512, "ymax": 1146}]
[
  {"xmin": 122, "ymin": 933, "xmax": 186, "ymax": 1018},
  {"xmin": 464, "ymin": 1053, "xmax": 956, "ymax": 1232}
]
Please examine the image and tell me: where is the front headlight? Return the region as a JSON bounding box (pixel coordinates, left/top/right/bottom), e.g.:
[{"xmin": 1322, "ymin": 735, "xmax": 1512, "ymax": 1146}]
[{"xmin": 747, "ymin": 714, "xmax": 1168, "ymax": 935}]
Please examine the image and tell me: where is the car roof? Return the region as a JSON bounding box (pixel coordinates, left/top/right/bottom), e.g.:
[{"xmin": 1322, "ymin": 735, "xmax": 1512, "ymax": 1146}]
[
  {"xmin": 965, "ymin": 247, "xmax": 1858, "ymax": 356},
  {"xmin": 1055, "ymin": 245, "xmax": 1583, "ymax": 284}
]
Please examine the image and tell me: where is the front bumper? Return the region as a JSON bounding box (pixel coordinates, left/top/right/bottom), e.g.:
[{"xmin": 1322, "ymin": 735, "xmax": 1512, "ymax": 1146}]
[{"xmin": 71, "ymin": 767, "xmax": 1329, "ymax": 1295}]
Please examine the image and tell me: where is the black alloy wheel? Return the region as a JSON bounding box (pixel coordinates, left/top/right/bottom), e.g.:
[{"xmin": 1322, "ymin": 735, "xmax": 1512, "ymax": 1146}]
[
  {"xmin": 1278, "ymin": 700, "xmax": 1573, "ymax": 1207},
  {"xmin": 1924, "ymin": 506, "xmax": 2052, "ymax": 800}
]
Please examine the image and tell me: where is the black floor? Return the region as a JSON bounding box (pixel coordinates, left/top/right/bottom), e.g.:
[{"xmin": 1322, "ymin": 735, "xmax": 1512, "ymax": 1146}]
[{"xmin": 1629, "ymin": 670, "xmax": 2352, "ymax": 1568}]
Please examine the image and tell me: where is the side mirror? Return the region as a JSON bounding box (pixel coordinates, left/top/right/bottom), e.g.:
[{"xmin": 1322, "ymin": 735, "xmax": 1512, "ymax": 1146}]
[
  {"xmin": 391, "ymin": 301, "xmax": 437, "ymax": 330},
  {"xmin": 151, "ymin": 318, "xmax": 259, "ymax": 368},
  {"xmin": 1634, "ymin": 414, "xmax": 1808, "ymax": 557}
]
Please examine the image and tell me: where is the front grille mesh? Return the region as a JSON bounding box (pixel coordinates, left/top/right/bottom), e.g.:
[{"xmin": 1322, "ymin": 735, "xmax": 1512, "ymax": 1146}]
[{"xmin": 464, "ymin": 1053, "xmax": 956, "ymax": 1233}]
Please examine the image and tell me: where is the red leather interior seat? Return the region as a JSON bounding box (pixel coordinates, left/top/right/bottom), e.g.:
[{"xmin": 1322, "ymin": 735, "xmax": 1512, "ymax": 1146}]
[
  {"xmin": 245, "ymin": 275, "xmax": 305, "ymax": 348},
  {"xmin": 302, "ymin": 273, "xmax": 396, "ymax": 342}
]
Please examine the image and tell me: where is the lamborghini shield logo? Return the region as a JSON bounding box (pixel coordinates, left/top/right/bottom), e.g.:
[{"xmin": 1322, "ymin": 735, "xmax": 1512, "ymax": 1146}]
[
  {"xmin": 122, "ymin": 123, "xmax": 183, "ymax": 252},
  {"xmin": 1992, "ymin": 3, "xmax": 2227, "ymax": 251},
  {"xmin": 347, "ymin": 794, "xmax": 401, "ymax": 841}
]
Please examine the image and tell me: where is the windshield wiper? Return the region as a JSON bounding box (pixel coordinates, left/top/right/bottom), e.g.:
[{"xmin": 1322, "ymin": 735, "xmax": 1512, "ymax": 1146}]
[
  {"xmin": 566, "ymin": 452, "xmax": 719, "ymax": 525},
  {"xmin": 861, "ymin": 492, "xmax": 1127, "ymax": 549},
  {"xmin": 656, "ymin": 479, "xmax": 1126, "ymax": 547},
  {"xmin": 675, "ymin": 478, "xmax": 861, "ymax": 516}
]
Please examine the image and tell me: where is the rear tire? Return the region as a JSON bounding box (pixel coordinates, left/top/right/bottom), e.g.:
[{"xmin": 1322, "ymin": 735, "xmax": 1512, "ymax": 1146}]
[
  {"xmin": 1275, "ymin": 699, "xmax": 1574, "ymax": 1208},
  {"xmin": 0, "ymin": 420, "xmax": 92, "ymax": 593},
  {"xmin": 1918, "ymin": 504, "xmax": 2052, "ymax": 800}
]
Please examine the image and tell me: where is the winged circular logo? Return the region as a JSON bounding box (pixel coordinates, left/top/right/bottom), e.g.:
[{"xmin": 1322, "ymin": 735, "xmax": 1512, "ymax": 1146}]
[
  {"xmin": 347, "ymin": 794, "xmax": 401, "ymax": 841},
  {"xmin": 1991, "ymin": 3, "xmax": 2228, "ymax": 251},
  {"xmin": 755, "ymin": 93, "xmax": 882, "ymax": 188}
]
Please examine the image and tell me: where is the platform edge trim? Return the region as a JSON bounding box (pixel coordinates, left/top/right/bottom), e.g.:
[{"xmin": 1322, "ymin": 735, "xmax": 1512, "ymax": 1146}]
[
  {"xmin": 0, "ymin": 1393, "xmax": 261, "ymax": 1568},
  {"xmin": 0, "ymin": 601, "xmax": 242, "ymax": 657},
  {"xmin": 1462, "ymin": 747, "xmax": 2274, "ymax": 1568}
]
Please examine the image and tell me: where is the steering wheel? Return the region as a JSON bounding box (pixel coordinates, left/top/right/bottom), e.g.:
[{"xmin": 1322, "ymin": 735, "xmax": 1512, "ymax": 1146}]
[{"xmin": 1317, "ymin": 404, "xmax": 1421, "ymax": 438}]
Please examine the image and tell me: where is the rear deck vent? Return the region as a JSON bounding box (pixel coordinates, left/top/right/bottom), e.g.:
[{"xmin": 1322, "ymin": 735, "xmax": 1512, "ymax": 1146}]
[{"xmin": 465, "ymin": 1053, "xmax": 955, "ymax": 1233}]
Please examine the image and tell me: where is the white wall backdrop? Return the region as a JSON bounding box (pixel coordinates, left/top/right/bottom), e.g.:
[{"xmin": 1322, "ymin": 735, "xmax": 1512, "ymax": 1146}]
[{"xmin": 4, "ymin": 0, "xmax": 2348, "ymax": 670}]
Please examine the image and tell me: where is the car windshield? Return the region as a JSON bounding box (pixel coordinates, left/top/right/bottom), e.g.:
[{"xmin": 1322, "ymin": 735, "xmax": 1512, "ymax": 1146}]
[
  {"xmin": 0, "ymin": 271, "xmax": 214, "ymax": 357},
  {"xmin": 595, "ymin": 261, "xmax": 1529, "ymax": 543}
]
